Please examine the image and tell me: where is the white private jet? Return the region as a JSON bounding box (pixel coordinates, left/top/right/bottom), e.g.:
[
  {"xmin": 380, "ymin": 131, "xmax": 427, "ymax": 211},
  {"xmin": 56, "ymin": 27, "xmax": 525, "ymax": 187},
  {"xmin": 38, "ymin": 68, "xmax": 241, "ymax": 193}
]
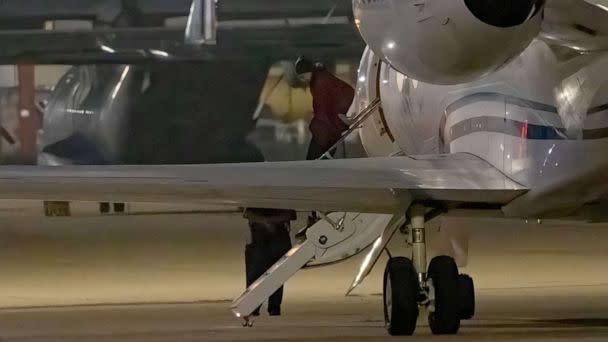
[{"xmin": 2, "ymin": 0, "xmax": 608, "ymax": 336}]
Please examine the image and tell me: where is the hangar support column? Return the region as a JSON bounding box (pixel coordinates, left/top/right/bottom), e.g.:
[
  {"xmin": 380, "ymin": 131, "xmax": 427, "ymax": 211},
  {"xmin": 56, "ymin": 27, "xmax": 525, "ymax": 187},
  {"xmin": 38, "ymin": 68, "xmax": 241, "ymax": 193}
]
[{"xmin": 17, "ymin": 65, "xmax": 40, "ymax": 164}]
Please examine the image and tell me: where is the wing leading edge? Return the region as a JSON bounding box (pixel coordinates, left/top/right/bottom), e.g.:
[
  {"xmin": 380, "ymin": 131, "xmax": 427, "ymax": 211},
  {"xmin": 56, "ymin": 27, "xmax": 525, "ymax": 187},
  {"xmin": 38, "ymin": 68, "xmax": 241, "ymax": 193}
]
[{"xmin": 0, "ymin": 154, "xmax": 526, "ymax": 213}]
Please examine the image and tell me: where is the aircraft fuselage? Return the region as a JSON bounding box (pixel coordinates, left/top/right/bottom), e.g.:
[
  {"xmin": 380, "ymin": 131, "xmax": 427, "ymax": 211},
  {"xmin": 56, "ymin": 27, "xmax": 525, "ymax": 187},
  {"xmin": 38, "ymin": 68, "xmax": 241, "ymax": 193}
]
[{"xmin": 356, "ymin": 40, "xmax": 608, "ymax": 191}]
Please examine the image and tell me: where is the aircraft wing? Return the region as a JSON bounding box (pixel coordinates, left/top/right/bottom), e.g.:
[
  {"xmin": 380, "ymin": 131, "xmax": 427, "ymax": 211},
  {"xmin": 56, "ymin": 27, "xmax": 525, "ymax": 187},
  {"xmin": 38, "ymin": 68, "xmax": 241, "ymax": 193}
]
[
  {"xmin": 503, "ymin": 158, "xmax": 608, "ymax": 218},
  {"xmin": 0, "ymin": 154, "xmax": 526, "ymax": 213}
]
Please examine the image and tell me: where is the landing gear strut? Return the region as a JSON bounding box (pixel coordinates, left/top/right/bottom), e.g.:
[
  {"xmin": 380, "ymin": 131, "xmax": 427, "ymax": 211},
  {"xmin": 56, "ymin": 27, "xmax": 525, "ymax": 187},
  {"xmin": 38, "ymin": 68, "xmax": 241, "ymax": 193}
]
[{"xmin": 382, "ymin": 205, "xmax": 475, "ymax": 336}]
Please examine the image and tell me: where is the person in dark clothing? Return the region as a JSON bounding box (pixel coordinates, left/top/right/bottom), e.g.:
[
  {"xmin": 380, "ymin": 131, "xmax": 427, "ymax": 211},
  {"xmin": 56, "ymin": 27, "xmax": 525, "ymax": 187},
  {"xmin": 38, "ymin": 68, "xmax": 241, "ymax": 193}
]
[
  {"xmin": 294, "ymin": 57, "xmax": 356, "ymax": 227},
  {"xmin": 243, "ymin": 208, "xmax": 296, "ymax": 316},
  {"xmin": 295, "ymin": 57, "xmax": 356, "ymax": 160}
]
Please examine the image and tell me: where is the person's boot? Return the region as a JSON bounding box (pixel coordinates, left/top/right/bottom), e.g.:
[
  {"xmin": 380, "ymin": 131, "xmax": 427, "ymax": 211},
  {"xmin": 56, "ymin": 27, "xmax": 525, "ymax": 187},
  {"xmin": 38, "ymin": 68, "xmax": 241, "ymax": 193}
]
[
  {"xmin": 268, "ymin": 307, "xmax": 281, "ymax": 316},
  {"xmin": 268, "ymin": 285, "xmax": 284, "ymax": 316}
]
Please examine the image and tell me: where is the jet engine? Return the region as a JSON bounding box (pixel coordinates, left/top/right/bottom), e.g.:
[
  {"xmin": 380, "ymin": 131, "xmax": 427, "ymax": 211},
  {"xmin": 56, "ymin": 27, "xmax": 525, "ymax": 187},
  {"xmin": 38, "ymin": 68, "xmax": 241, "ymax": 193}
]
[{"xmin": 353, "ymin": 0, "xmax": 545, "ymax": 85}]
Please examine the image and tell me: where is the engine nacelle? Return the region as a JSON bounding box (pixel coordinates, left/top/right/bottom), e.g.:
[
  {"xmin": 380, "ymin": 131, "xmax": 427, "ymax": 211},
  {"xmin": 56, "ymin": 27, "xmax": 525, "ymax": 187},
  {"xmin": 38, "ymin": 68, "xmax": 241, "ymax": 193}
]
[{"xmin": 353, "ymin": 0, "xmax": 544, "ymax": 85}]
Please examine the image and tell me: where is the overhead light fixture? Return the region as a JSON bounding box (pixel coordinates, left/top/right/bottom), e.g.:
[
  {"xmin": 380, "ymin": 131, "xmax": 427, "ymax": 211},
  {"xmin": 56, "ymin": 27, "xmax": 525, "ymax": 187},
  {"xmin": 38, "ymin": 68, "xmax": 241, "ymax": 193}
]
[
  {"xmin": 100, "ymin": 45, "xmax": 116, "ymax": 54},
  {"xmin": 150, "ymin": 49, "xmax": 170, "ymax": 58}
]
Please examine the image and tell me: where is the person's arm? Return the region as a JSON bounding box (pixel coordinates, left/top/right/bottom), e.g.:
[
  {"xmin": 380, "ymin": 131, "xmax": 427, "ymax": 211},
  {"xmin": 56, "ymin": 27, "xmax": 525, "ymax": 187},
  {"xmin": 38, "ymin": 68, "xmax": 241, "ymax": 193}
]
[
  {"xmin": 338, "ymin": 114, "xmax": 353, "ymax": 126},
  {"xmin": 338, "ymin": 101, "xmax": 357, "ymax": 126}
]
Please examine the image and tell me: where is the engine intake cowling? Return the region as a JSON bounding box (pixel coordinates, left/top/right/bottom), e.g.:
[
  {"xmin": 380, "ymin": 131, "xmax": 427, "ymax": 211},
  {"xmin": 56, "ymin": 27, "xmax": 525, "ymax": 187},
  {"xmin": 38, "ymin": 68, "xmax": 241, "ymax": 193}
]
[
  {"xmin": 353, "ymin": 0, "xmax": 544, "ymax": 85},
  {"xmin": 465, "ymin": 0, "xmax": 544, "ymax": 28}
]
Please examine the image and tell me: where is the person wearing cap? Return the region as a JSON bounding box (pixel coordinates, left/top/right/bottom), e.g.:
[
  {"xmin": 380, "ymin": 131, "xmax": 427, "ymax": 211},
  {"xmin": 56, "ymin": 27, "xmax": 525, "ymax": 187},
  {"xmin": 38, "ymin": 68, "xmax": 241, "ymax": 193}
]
[{"xmin": 295, "ymin": 57, "xmax": 355, "ymax": 160}]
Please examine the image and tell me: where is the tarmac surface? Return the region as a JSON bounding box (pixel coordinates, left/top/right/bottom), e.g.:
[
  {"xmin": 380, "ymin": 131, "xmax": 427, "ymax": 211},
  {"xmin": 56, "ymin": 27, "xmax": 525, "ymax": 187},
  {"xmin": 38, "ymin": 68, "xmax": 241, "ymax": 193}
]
[{"xmin": 0, "ymin": 201, "xmax": 607, "ymax": 341}]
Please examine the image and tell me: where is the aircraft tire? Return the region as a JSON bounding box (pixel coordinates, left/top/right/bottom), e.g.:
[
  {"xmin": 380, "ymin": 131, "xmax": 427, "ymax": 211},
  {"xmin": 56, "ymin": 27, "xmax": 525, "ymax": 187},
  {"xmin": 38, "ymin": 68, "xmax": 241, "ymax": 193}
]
[
  {"xmin": 99, "ymin": 202, "xmax": 110, "ymax": 214},
  {"xmin": 114, "ymin": 203, "xmax": 126, "ymax": 213},
  {"xmin": 428, "ymin": 256, "xmax": 461, "ymax": 335},
  {"xmin": 459, "ymin": 274, "xmax": 475, "ymax": 320},
  {"xmin": 383, "ymin": 257, "xmax": 419, "ymax": 336}
]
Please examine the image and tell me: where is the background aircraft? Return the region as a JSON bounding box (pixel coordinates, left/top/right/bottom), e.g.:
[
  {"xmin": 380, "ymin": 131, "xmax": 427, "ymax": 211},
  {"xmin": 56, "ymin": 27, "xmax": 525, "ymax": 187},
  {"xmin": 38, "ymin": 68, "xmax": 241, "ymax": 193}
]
[
  {"xmin": 0, "ymin": 0, "xmax": 364, "ymax": 166},
  {"xmin": 1, "ymin": 0, "xmax": 608, "ymax": 337}
]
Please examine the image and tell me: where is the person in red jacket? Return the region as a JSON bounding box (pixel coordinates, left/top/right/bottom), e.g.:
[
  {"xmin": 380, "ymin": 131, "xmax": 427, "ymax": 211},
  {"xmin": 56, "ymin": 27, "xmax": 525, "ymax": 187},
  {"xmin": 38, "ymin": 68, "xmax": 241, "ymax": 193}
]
[{"xmin": 295, "ymin": 57, "xmax": 355, "ymax": 160}]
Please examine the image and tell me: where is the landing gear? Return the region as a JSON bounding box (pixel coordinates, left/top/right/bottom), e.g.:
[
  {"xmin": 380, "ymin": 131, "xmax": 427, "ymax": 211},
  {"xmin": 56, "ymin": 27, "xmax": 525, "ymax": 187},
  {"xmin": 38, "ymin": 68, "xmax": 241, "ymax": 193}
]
[
  {"xmin": 427, "ymin": 256, "xmax": 461, "ymax": 334},
  {"xmin": 114, "ymin": 203, "xmax": 126, "ymax": 213},
  {"xmin": 381, "ymin": 205, "xmax": 475, "ymax": 336},
  {"xmin": 99, "ymin": 202, "xmax": 110, "ymax": 214},
  {"xmin": 459, "ymin": 274, "xmax": 475, "ymax": 320},
  {"xmin": 383, "ymin": 257, "xmax": 419, "ymax": 336}
]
